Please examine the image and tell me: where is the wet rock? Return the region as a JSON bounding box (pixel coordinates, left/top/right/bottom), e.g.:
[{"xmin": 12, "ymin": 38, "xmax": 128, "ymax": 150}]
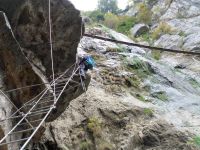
[{"xmin": 130, "ymin": 24, "xmax": 149, "ymax": 37}]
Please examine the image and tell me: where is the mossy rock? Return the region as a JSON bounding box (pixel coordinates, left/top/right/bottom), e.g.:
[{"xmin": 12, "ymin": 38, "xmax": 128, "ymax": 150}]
[
  {"xmin": 151, "ymin": 91, "xmax": 168, "ymax": 101},
  {"xmin": 135, "ymin": 93, "xmax": 148, "ymax": 102},
  {"xmin": 79, "ymin": 140, "xmax": 93, "ymax": 150},
  {"xmin": 87, "ymin": 117, "xmax": 102, "ymax": 137},
  {"xmin": 189, "ymin": 78, "xmax": 200, "ymax": 88},
  {"xmin": 98, "ymin": 141, "xmax": 113, "ymax": 150},
  {"xmin": 127, "ymin": 57, "xmax": 154, "ymax": 78},
  {"xmin": 143, "ymin": 108, "xmax": 154, "ymax": 117},
  {"xmin": 125, "ymin": 76, "xmax": 141, "ymax": 88},
  {"xmin": 151, "ymin": 50, "xmax": 162, "ymax": 60},
  {"xmin": 106, "ymin": 47, "xmax": 123, "ymax": 52}
]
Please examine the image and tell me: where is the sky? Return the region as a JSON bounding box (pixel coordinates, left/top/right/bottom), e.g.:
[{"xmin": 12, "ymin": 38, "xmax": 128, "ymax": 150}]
[{"xmin": 69, "ymin": 0, "xmax": 129, "ymax": 11}]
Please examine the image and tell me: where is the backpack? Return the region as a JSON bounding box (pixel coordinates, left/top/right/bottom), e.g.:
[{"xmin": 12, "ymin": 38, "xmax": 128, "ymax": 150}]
[{"xmin": 84, "ymin": 56, "xmax": 95, "ymax": 70}]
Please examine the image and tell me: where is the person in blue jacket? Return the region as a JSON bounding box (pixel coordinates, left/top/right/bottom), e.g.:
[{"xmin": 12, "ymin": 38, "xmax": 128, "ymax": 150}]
[{"xmin": 79, "ymin": 56, "xmax": 95, "ymax": 79}]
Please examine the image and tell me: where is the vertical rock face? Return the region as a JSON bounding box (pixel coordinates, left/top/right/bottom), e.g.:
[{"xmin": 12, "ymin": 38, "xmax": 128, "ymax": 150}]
[
  {"xmin": 0, "ymin": 0, "xmax": 82, "ymax": 76},
  {"xmin": 0, "ymin": 0, "xmax": 88, "ymax": 148},
  {"xmin": 0, "ymin": 0, "xmax": 84, "ymax": 113}
]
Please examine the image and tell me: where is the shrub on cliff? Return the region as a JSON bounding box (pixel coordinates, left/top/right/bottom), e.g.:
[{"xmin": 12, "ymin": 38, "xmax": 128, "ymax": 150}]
[
  {"xmin": 104, "ymin": 12, "xmax": 119, "ymax": 29},
  {"xmin": 116, "ymin": 16, "xmax": 136, "ymax": 34},
  {"xmin": 137, "ymin": 3, "xmax": 152, "ymax": 24},
  {"xmin": 83, "ymin": 10, "xmax": 105, "ymax": 22},
  {"xmin": 151, "ymin": 22, "xmax": 173, "ymax": 40}
]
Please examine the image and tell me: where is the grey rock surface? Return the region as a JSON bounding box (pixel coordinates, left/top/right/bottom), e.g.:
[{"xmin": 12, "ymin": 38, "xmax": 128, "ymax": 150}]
[
  {"xmin": 155, "ymin": 34, "xmax": 183, "ymax": 50},
  {"xmin": 131, "ymin": 24, "xmax": 149, "ymax": 37}
]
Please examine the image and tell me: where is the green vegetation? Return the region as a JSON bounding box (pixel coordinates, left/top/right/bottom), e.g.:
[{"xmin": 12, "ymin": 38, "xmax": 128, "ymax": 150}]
[
  {"xmin": 87, "ymin": 117, "xmax": 102, "ymax": 137},
  {"xmin": 97, "ymin": 0, "xmax": 118, "ymax": 14},
  {"xmin": 143, "ymin": 108, "xmax": 154, "ymax": 116},
  {"xmin": 85, "ymin": 10, "xmax": 105, "ymax": 22},
  {"xmin": 103, "ymin": 13, "xmax": 136, "ymax": 34},
  {"xmin": 151, "ymin": 50, "xmax": 162, "ymax": 60},
  {"xmin": 178, "ymin": 31, "xmax": 186, "ymax": 37},
  {"xmin": 125, "ymin": 76, "xmax": 141, "ymax": 88},
  {"xmin": 193, "ymin": 136, "xmax": 200, "ymax": 147},
  {"xmin": 127, "ymin": 56, "xmax": 153, "ymax": 79},
  {"xmin": 137, "ymin": 3, "xmax": 152, "ymax": 24},
  {"xmin": 104, "ymin": 13, "xmax": 119, "ymax": 29},
  {"xmin": 151, "ymin": 22, "xmax": 173, "ymax": 40},
  {"xmin": 139, "ymin": 33, "xmax": 151, "ymax": 42},
  {"xmin": 80, "ymin": 140, "xmax": 92, "ymax": 150},
  {"xmin": 151, "ymin": 91, "xmax": 168, "ymax": 101},
  {"xmin": 98, "ymin": 142, "xmax": 113, "ymax": 150},
  {"xmin": 87, "ymin": 117, "xmax": 113, "ymax": 150},
  {"xmin": 106, "ymin": 47, "xmax": 123, "ymax": 52},
  {"xmin": 189, "ymin": 78, "xmax": 200, "ymax": 88},
  {"xmin": 189, "ymin": 136, "xmax": 200, "ymax": 147},
  {"xmin": 116, "ymin": 16, "xmax": 136, "ymax": 34},
  {"xmin": 136, "ymin": 93, "xmax": 147, "ymax": 102}
]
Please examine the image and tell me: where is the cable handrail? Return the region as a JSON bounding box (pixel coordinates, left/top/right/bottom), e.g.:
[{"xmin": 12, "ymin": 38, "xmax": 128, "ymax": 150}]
[{"xmin": 83, "ymin": 34, "xmax": 200, "ymax": 56}]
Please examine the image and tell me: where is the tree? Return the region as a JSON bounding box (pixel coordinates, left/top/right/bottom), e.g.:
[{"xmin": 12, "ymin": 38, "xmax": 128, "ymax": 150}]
[
  {"xmin": 89, "ymin": 10, "xmax": 105, "ymax": 22},
  {"xmin": 97, "ymin": 0, "xmax": 118, "ymax": 14}
]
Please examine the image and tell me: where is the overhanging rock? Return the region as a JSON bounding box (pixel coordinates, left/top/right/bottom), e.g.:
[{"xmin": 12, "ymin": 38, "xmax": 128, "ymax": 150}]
[{"xmin": 0, "ymin": 0, "xmax": 89, "ymax": 130}]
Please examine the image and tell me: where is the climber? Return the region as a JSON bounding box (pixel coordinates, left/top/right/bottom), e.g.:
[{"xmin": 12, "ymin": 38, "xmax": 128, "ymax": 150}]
[{"xmin": 79, "ymin": 55, "xmax": 95, "ymax": 79}]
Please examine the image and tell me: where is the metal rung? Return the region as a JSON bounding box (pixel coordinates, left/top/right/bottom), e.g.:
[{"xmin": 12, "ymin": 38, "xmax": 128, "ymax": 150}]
[
  {"xmin": 26, "ymin": 99, "xmax": 54, "ymax": 107},
  {"xmin": 31, "ymin": 105, "xmax": 52, "ymax": 113},
  {"xmin": 37, "ymin": 99, "xmax": 54, "ymax": 105},
  {"xmin": 9, "ymin": 128, "xmax": 35, "ymax": 135},
  {"xmin": 54, "ymin": 82, "xmax": 66, "ymax": 86},
  {"xmin": 54, "ymin": 86, "xmax": 67, "ymax": 90},
  {"xmin": 56, "ymin": 78, "xmax": 70, "ymax": 83},
  {"xmin": 0, "ymin": 110, "xmax": 49, "ymax": 122},
  {"xmin": 70, "ymin": 79, "xmax": 79, "ymax": 84},
  {"xmin": 30, "ymin": 108, "xmax": 51, "ymax": 115},
  {"xmin": 18, "ymin": 119, "xmax": 43, "ymax": 127},
  {"xmin": 0, "ymin": 138, "xmax": 29, "ymax": 146}
]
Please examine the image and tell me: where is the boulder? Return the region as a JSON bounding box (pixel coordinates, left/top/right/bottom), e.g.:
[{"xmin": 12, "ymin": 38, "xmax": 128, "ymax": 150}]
[{"xmin": 130, "ymin": 24, "xmax": 149, "ymax": 37}]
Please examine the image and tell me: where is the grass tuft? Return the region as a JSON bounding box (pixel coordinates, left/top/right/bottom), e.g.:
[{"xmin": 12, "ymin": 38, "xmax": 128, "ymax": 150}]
[{"xmin": 151, "ymin": 91, "xmax": 168, "ymax": 101}]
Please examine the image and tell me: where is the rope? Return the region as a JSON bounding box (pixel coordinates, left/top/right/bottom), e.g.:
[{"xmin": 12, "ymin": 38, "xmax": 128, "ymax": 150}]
[
  {"xmin": 2, "ymin": 63, "xmax": 76, "ymax": 120},
  {"xmin": 19, "ymin": 65, "xmax": 80, "ymax": 150},
  {"xmin": 84, "ymin": 34, "xmax": 200, "ymax": 56},
  {"xmin": 79, "ymin": 69, "xmax": 87, "ymax": 92},
  {"xmin": 48, "ymin": 0, "xmax": 56, "ymax": 104},
  {"xmin": 2, "ymin": 12, "xmax": 33, "ymax": 65},
  {"xmin": 0, "ymin": 63, "xmax": 72, "ymax": 144}
]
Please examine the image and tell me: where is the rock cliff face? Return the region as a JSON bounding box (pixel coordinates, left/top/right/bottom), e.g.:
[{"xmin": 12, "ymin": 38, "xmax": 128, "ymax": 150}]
[
  {"xmin": 127, "ymin": 0, "xmax": 200, "ymax": 52},
  {"xmin": 42, "ymin": 27, "xmax": 199, "ymax": 150},
  {"xmin": 40, "ymin": 0, "xmax": 200, "ymax": 149},
  {"xmin": 0, "ymin": 0, "xmax": 88, "ymax": 149}
]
